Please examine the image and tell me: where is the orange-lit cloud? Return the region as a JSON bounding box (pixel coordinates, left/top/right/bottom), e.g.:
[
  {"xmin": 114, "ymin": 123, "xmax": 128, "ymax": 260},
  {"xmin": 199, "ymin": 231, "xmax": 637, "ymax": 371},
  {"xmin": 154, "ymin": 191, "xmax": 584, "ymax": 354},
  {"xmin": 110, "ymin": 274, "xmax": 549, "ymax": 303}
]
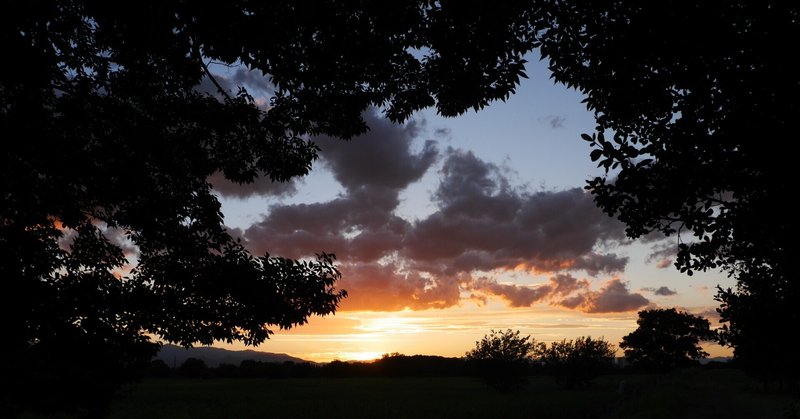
[
  {"xmin": 646, "ymin": 240, "xmax": 676, "ymax": 269},
  {"xmin": 334, "ymin": 262, "xmax": 462, "ymax": 311}
]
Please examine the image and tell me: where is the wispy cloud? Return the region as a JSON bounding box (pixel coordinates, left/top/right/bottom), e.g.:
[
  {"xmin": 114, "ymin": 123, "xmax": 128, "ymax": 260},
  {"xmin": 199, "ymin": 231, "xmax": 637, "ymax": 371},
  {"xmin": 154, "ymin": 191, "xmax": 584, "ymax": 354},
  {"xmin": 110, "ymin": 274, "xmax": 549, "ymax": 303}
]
[
  {"xmin": 538, "ymin": 114, "xmax": 567, "ymax": 129},
  {"xmin": 642, "ymin": 286, "xmax": 678, "ymax": 296}
]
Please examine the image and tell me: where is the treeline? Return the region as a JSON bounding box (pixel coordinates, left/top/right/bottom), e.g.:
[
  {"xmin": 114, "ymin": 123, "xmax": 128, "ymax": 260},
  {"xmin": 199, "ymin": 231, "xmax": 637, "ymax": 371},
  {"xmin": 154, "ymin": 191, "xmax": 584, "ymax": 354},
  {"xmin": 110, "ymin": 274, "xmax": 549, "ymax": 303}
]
[
  {"xmin": 148, "ymin": 354, "xmax": 471, "ymax": 379},
  {"xmin": 148, "ymin": 352, "xmax": 733, "ymax": 381}
]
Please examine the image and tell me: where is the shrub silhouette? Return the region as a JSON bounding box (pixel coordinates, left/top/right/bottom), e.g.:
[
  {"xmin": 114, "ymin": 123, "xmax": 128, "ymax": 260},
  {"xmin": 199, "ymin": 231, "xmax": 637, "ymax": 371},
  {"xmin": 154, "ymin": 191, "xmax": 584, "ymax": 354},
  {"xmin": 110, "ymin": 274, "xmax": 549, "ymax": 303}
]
[
  {"xmin": 465, "ymin": 329, "xmax": 536, "ymax": 392},
  {"xmin": 535, "ymin": 336, "xmax": 615, "ymax": 388}
]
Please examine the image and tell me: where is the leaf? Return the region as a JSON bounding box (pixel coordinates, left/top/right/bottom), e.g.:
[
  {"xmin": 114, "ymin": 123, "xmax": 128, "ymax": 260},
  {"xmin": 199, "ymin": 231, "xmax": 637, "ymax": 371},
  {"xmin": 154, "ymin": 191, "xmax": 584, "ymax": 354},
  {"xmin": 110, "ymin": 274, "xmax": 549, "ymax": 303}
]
[
  {"xmin": 590, "ymin": 149, "xmax": 603, "ymax": 161},
  {"xmin": 581, "ymin": 133, "xmax": 593, "ymax": 142}
]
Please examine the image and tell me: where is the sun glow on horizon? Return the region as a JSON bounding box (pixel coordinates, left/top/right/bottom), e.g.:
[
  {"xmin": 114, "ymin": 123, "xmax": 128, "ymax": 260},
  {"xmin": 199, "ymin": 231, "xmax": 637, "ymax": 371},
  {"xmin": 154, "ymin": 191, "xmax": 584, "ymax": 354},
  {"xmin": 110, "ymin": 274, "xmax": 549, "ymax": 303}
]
[
  {"xmin": 335, "ymin": 351, "xmax": 384, "ymax": 362},
  {"xmin": 209, "ymin": 299, "xmax": 732, "ymax": 364}
]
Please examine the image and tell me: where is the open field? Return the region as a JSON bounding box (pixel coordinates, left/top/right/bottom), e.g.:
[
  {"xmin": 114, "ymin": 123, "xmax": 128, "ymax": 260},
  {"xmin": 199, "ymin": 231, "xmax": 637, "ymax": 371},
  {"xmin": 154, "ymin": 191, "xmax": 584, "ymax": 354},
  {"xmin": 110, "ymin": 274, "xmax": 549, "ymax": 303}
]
[{"xmin": 106, "ymin": 369, "xmax": 798, "ymax": 419}]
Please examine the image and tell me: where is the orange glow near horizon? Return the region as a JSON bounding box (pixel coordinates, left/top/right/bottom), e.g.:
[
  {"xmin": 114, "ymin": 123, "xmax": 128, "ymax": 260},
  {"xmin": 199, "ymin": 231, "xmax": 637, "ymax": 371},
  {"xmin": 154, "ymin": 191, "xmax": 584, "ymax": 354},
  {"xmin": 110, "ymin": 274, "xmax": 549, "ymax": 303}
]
[
  {"xmin": 209, "ymin": 301, "xmax": 734, "ymax": 363},
  {"xmin": 335, "ymin": 351, "xmax": 384, "ymax": 362}
]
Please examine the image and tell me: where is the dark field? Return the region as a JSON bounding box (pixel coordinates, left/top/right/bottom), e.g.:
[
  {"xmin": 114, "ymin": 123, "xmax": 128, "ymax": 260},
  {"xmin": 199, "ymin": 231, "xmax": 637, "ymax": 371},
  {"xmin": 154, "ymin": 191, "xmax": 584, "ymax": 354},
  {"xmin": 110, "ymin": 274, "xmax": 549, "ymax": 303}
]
[{"xmin": 107, "ymin": 369, "xmax": 798, "ymax": 419}]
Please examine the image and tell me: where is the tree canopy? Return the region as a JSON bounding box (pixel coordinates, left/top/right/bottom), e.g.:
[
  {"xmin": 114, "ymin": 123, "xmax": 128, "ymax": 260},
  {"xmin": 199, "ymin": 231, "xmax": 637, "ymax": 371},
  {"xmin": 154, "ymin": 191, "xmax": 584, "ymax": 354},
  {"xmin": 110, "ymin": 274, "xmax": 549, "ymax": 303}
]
[
  {"xmin": 620, "ymin": 308, "xmax": 716, "ymax": 371},
  {"xmin": 465, "ymin": 329, "xmax": 537, "ymax": 391},
  {"xmin": 535, "ymin": 1, "xmax": 798, "ymax": 380},
  {"xmin": 4, "ymin": 0, "xmax": 798, "ymax": 413},
  {"xmin": 1, "ymin": 1, "xmax": 538, "ymax": 415},
  {"xmin": 534, "ymin": 336, "xmax": 615, "ymax": 388}
]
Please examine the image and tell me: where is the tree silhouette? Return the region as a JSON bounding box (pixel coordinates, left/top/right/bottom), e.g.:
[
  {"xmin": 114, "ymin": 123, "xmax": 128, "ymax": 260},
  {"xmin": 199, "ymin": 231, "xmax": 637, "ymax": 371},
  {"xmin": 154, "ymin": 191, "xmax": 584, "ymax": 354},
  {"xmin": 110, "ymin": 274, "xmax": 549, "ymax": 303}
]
[
  {"xmin": 147, "ymin": 360, "xmax": 172, "ymax": 378},
  {"xmin": 534, "ymin": 336, "xmax": 615, "ymax": 388},
  {"xmin": 178, "ymin": 357, "xmax": 209, "ymax": 379},
  {"xmin": 465, "ymin": 329, "xmax": 537, "ymax": 392},
  {"xmin": 2, "ymin": 2, "xmax": 537, "ymax": 414},
  {"xmin": 620, "ymin": 308, "xmax": 716, "ymax": 371},
  {"xmin": 535, "ymin": 1, "xmax": 798, "ymax": 381}
]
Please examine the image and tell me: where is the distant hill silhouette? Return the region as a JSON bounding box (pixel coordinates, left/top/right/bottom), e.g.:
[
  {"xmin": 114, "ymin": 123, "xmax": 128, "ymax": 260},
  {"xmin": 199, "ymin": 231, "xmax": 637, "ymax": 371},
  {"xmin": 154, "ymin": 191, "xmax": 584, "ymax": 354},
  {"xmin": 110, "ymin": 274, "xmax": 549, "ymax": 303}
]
[
  {"xmin": 699, "ymin": 357, "xmax": 732, "ymax": 365},
  {"xmin": 155, "ymin": 344, "xmax": 312, "ymax": 367}
]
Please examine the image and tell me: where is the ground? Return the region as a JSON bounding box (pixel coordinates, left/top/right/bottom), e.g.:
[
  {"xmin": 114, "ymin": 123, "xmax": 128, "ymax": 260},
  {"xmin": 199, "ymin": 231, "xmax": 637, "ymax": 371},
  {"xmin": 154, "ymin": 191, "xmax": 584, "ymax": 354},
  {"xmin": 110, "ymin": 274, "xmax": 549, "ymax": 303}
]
[{"xmin": 100, "ymin": 369, "xmax": 797, "ymax": 419}]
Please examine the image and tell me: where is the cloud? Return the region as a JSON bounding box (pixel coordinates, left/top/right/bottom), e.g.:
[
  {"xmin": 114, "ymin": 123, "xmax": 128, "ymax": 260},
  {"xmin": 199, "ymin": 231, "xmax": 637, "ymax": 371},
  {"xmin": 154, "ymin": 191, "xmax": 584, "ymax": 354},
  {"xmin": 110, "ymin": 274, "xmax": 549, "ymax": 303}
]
[
  {"xmin": 692, "ymin": 307, "xmax": 722, "ymax": 324},
  {"xmin": 655, "ymin": 259, "xmax": 673, "ymax": 269},
  {"xmin": 557, "ymin": 279, "xmax": 650, "ymax": 313},
  {"xmin": 572, "ymin": 253, "xmax": 629, "ymax": 277},
  {"xmin": 244, "ymin": 111, "xmax": 433, "ymax": 261},
  {"xmin": 316, "ymin": 118, "xmax": 437, "ymax": 191},
  {"xmin": 209, "ymin": 172, "xmax": 298, "ymax": 199},
  {"xmin": 538, "ymin": 114, "xmax": 566, "ymax": 129},
  {"xmin": 646, "ymin": 241, "xmax": 675, "ymax": 269},
  {"xmin": 469, "ymin": 274, "xmax": 589, "ymax": 308},
  {"xmin": 470, "ymin": 278, "xmax": 551, "ymax": 308},
  {"xmin": 642, "ymin": 286, "xmax": 677, "ymax": 296},
  {"xmin": 470, "ymin": 274, "xmax": 648, "ymax": 313},
  {"xmin": 335, "ymin": 262, "xmax": 461, "ymax": 311},
  {"xmin": 241, "ymin": 111, "xmax": 636, "ymax": 312},
  {"xmin": 195, "ymin": 70, "xmax": 273, "ymax": 108},
  {"xmin": 231, "ymin": 68, "xmax": 273, "ymax": 96},
  {"xmin": 195, "ymin": 74, "xmax": 236, "ymax": 98},
  {"xmin": 403, "ymin": 149, "xmax": 627, "ymax": 275}
]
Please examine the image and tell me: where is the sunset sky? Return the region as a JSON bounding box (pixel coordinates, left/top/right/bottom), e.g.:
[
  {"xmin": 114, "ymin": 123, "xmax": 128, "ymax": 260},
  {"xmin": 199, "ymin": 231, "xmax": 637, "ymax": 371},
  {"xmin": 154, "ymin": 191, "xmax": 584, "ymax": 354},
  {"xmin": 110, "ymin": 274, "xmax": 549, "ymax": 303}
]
[{"xmin": 207, "ymin": 54, "xmax": 733, "ymax": 362}]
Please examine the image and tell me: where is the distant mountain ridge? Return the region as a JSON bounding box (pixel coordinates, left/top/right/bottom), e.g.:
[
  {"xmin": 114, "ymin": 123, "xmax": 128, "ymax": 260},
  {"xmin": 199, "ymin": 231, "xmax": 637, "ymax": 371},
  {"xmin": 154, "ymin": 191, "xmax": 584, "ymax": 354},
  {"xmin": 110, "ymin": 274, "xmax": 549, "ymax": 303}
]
[{"xmin": 155, "ymin": 344, "xmax": 312, "ymax": 367}]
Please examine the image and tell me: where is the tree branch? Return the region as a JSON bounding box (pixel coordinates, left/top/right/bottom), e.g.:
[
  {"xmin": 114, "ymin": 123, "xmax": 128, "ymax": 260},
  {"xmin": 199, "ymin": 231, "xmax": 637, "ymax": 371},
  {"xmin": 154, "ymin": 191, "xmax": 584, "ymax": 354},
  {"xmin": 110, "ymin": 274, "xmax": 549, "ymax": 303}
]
[{"xmin": 192, "ymin": 43, "xmax": 232, "ymax": 101}]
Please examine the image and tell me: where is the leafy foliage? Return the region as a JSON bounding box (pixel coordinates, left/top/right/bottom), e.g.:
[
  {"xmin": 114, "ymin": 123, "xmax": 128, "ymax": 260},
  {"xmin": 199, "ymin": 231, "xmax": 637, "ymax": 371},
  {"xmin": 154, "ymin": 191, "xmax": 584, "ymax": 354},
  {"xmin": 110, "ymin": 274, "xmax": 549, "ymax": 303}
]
[
  {"xmin": 534, "ymin": 336, "xmax": 616, "ymax": 388},
  {"xmin": 620, "ymin": 308, "xmax": 716, "ymax": 371},
  {"xmin": 535, "ymin": 1, "xmax": 799, "ymax": 380},
  {"xmin": 2, "ymin": 1, "xmax": 539, "ymax": 415},
  {"xmin": 465, "ymin": 329, "xmax": 537, "ymax": 391}
]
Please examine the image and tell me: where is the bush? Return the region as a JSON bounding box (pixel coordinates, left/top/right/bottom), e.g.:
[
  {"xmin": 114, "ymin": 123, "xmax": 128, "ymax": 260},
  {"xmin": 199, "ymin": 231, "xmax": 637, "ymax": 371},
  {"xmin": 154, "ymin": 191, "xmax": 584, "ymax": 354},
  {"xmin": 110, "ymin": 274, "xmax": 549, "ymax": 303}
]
[
  {"xmin": 535, "ymin": 336, "xmax": 615, "ymax": 388},
  {"xmin": 465, "ymin": 329, "xmax": 536, "ymax": 392},
  {"xmin": 178, "ymin": 358, "xmax": 209, "ymax": 379}
]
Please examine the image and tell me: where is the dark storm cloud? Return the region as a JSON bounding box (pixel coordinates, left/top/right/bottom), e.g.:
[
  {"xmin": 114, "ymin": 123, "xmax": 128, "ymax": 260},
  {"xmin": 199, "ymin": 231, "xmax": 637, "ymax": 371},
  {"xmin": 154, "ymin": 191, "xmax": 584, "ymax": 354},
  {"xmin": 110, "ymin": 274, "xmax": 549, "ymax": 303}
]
[
  {"xmin": 642, "ymin": 286, "xmax": 677, "ymax": 296},
  {"xmin": 242, "ymin": 112, "xmax": 637, "ymax": 312}
]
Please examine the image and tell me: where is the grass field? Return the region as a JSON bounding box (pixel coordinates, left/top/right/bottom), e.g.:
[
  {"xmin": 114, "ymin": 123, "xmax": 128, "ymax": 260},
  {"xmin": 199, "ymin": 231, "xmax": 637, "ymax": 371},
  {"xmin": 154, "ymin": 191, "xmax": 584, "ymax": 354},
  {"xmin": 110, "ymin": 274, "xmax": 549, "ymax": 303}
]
[{"xmin": 107, "ymin": 369, "xmax": 798, "ymax": 419}]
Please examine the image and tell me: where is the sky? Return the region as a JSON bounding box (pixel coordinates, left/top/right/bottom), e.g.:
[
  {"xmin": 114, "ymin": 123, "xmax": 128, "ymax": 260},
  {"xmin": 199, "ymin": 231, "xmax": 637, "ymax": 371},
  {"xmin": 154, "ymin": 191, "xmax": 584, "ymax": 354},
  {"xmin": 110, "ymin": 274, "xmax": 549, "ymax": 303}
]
[{"xmin": 206, "ymin": 54, "xmax": 734, "ymax": 362}]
